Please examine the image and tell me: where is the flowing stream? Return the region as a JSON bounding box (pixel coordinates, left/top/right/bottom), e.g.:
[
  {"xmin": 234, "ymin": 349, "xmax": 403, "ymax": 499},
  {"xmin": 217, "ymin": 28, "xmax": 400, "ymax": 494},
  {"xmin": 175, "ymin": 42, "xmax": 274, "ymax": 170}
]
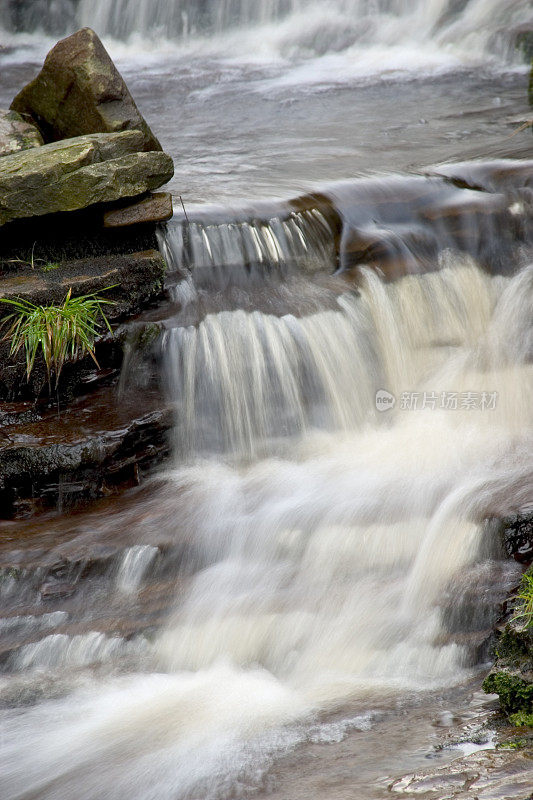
[{"xmin": 1, "ymin": 1, "xmax": 533, "ymax": 798}]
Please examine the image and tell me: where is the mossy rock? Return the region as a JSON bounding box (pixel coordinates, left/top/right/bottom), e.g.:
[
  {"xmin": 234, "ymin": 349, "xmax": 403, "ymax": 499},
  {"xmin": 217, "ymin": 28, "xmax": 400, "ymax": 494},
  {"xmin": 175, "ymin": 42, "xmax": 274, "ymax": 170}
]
[
  {"xmin": 496, "ymin": 625, "xmax": 533, "ymax": 666},
  {"xmin": 0, "ymin": 131, "xmax": 174, "ymax": 225},
  {"xmin": 509, "ymin": 710, "xmax": 533, "ymax": 727},
  {"xmin": 483, "ymin": 670, "xmax": 533, "ymax": 718},
  {"xmin": 516, "ymin": 31, "xmax": 533, "ymax": 64},
  {"xmin": 11, "ymin": 27, "xmax": 161, "ymax": 152}
]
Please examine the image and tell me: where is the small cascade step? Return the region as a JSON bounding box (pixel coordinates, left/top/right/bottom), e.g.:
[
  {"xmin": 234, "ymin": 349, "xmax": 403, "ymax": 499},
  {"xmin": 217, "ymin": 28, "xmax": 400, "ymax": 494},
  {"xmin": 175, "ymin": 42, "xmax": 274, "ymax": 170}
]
[{"xmin": 0, "ymin": 516, "xmax": 193, "ymax": 671}]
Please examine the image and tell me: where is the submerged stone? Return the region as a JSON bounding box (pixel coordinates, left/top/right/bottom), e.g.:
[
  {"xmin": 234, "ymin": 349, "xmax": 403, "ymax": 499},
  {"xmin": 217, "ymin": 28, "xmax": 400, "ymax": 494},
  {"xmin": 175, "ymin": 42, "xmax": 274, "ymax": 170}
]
[
  {"xmin": 0, "ymin": 108, "xmax": 43, "ymax": 158},
  {"xmin": 11, "ymin": 27, "xmax": 161, "ymax": 152},
  {"xmin": 40, "ymin": 582, "xmax": 77, "ymax": 601},
  {"xmin": 0, "ymin": 131, "xmax": 174, "ymax": 225}
]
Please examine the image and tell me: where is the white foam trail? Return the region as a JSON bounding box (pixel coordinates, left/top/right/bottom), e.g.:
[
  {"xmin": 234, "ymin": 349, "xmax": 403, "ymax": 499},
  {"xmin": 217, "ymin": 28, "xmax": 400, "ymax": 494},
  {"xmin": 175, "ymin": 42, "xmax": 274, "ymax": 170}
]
[
  {"xmin": 162, "ymin": 256, "xmax": 519, "ymax": 458},
  {"xmin": 0, "ymin": 667, "xmax": 309, "ymax": 800}
]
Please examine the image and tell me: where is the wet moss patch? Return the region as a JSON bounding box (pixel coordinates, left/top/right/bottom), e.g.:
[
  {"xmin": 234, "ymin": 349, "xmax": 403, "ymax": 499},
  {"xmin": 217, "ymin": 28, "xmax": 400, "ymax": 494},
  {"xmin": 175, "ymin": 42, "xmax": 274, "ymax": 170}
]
[{"xmin": 483, "ymin": 670, "xmax": 533, "ymax": 718}]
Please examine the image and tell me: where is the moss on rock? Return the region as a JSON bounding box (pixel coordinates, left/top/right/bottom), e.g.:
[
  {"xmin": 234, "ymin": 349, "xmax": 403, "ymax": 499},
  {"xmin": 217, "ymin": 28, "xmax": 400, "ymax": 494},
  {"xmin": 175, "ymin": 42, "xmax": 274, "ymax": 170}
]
[
  {"xmin": 483, "ymin": 670, "xmax": 533, "ymax": 717},
  {"xmin": 496, "ymin": 625, "xmax": 533, "ymax": 665},
  {"xmin": 484, "ymin": 515, "xmax": 533, "ymax": 727},
  {"xmin": 509, "ymin": 710, "xmax": 533, "ymax": 727},
  {"xmin": 0, "ymin": 108, "xmax": 43, "ymax": 158},
  {"xmin": 0, "ymin": 131, "xmax": 174, "ymax": 225}
]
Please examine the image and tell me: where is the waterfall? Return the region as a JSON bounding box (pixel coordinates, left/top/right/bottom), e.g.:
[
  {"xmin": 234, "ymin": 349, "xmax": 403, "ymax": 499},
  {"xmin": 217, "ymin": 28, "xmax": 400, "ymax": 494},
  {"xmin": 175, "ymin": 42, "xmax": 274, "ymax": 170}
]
[
  {"xmin": 1, "ymin": 1, "xmax": 532, "ymax": 793},
  {"xmin": 161, "ymin": 258, "xmax": 511, "ymax": 459},
  {"xmin": 1, "ymin": 0, "xmax": 531, "ymax": 63},
  {"xmin": 1, "ymin": 255, "xmax": 532, "ymax": 798},
  {"xmin": 158, "ymin": 207, "xmax": 336, "ymax": 283}
]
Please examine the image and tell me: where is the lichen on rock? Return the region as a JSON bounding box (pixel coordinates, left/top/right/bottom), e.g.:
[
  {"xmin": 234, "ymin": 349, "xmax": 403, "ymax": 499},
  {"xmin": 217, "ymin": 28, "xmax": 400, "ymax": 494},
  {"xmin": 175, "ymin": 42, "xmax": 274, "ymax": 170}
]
[{"xmin": 0, "ymin": 108, "xmax": 43, "ymax": 158}]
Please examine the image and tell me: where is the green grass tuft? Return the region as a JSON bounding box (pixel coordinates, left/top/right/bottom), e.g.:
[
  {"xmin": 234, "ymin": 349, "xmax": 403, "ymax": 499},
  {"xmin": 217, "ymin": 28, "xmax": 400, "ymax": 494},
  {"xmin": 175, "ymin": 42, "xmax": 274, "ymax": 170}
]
[
  {"xmin": 511, "ymin": 571, "xmax": 533, "ymax": 630},
  {"xmin": 0, "ymin": 288, "xmax": 115, "ymax": 389}
]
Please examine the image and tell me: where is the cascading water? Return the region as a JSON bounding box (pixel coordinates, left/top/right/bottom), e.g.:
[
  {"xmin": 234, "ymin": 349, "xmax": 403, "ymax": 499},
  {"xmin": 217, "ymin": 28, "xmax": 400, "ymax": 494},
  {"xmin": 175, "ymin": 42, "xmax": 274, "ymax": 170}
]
[
  {"xmin": 1, "ymin": 0, "xmax": 533, "ymax": 796},
  {"xmin": 0, "ymin": 0, "xmax": 531, "ymax": 63},
  {"xmin": 1, "ymin": 214, "xmax": 532, "ymax": 796}
]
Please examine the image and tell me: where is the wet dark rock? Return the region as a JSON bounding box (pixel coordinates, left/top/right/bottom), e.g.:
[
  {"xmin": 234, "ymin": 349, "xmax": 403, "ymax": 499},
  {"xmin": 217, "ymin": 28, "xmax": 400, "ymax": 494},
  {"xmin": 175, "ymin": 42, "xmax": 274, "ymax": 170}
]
[
  {"xmin": 0, "ymin": 249, "xmax": 166, "ymax": 400},
  {"xmin": 11, "ymin": 27, "xmax": 162, "ymax": 152},
  {"xmin": 0, "ymin": 201, "xmax": 161, "ymax": 269},
  {"xmin": 40, "ymin": 582, "xmax": 76, "ymax": 600},
  {"xmin": 0, "ymin": 131, "xmax": 174, "ymax": 226},
  {"xmin": 0, "ymin": 107, "xmax": 43, "ymax": 158},
  {"xmin": 0, "ymin": 387, "xmax": 173, "ymax": 519},
  {"xmin": 104, "ymin": 192, "xmax": 174, "ymax": 228},
  {"xmin": 501, "ymin": 513, "xmax": 533, "ymax": 566},
  {"xmin": 0, "ymin": 249, "xmax": 166, "ymax": 323},
  {"xmin": 429, "ymin": 159, "xmax": 533, "ymax": 195},
  {"xmin": 0, "ymin": 402, "xmax": 40, "ymax": 427},
  {"xmin": 293, "ymin": 173, "xmax": 524, "ymax": 280}
]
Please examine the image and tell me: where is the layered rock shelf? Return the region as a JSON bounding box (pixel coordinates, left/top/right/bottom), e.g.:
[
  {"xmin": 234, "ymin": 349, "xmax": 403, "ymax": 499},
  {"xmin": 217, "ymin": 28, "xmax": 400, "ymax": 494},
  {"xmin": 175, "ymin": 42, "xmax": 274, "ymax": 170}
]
[
  {"xmin": 0, "ymin": 130, "xmax": 173, "ymax": 224},
  {"xmin": 0, "ymin": 385, "xmax": 173, "ymax": 518},
  {"xmin": 0, "ymin": 27, "xmax": 175, "ymax": 519}
]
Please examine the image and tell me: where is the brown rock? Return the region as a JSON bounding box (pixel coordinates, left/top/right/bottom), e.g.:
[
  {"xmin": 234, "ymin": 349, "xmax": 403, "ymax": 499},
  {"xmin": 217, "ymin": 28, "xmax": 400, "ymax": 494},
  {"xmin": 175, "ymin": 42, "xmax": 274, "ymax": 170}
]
[
  {"xmin": 11, "ymin": 27, "xmax": 161, "ymax": 152},
  {"xmin": 103, "ymin": 192, "xmax": 174, "ymax": 228},
  {"xmin": 0, "ymin": 249, "xmax": 167, "ymax": 323},
  {"xmin": 40, "ymin": 582, "xmax": 76, "ymax": 600}
]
